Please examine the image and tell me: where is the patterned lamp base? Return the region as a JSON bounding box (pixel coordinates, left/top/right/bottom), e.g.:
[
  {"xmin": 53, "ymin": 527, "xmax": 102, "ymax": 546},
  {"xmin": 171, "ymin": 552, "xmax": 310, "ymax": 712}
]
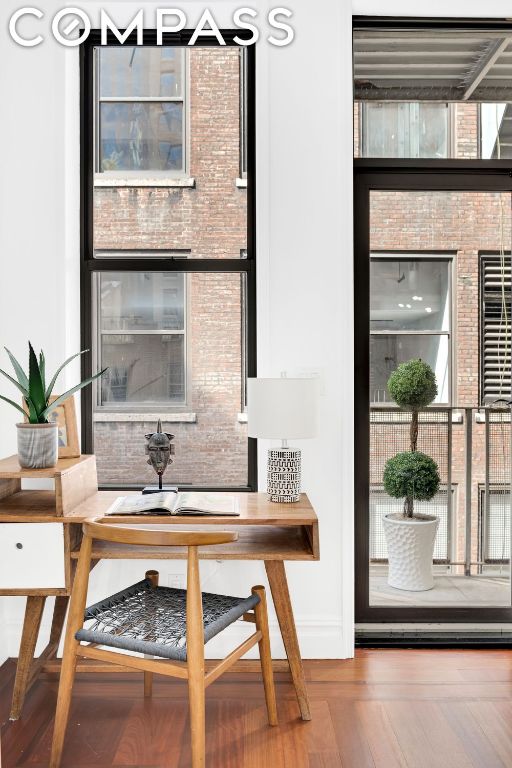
[{"xmin": 267, "ymin": 448, "xmax": 301, "ymax": 503}]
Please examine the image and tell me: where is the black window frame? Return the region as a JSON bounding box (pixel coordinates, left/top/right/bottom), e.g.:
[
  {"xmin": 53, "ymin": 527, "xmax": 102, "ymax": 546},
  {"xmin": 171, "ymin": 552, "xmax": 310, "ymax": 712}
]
[{"xmin": 80, "ymin": 29, "xmax": 257, "ymax": 492}]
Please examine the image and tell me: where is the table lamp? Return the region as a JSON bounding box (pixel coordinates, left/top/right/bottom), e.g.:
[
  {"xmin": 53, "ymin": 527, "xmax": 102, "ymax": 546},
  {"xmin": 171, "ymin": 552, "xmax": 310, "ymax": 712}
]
[{"xmin": 247, "ymin": 376, "xmax": 317, "ymax": 502}]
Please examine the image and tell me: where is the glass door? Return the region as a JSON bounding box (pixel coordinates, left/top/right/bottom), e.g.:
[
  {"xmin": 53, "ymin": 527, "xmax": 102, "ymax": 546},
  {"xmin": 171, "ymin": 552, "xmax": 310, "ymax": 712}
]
[{"xmin": 355, "ymin": 168, "xmax": 512, "ymax": 623}]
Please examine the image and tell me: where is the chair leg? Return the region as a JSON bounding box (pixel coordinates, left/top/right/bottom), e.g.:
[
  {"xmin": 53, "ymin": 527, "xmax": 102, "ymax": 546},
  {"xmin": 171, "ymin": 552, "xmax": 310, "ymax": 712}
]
[
  {"xmin": 188, "ymin": 668, "xmax": 206, "ymax": 768},
  {"xmin": 144, "ymin": 570, "xmax": 159, "ymax": 698},
  {"xmin": 187, "ymin": 547, "xmax": 206, "ymax": 768},
  {"xmin": 50, "ymin": 535, "xmax": 93, "ymax": 768},
  {"xmin": 252, "ymin": 586, "xmax": 278, "ymax": 726},
  {"xmin": 49, "ymin": 641, "xmax": 79, "ymax": 767}
]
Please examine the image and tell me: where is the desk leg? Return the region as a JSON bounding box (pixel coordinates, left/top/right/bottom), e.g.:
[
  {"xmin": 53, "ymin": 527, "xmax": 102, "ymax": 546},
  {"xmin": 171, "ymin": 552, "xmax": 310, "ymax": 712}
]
[
  {"xmin": 9, "ymin": 595, "xmax": 70, "ymax": 721},
  {"xmin": 9, "ymin": 596, "xmax": 46, "ymax": 720},
  {"xmin": 264, "ymin": 560, "xmax": 311, "ymax": 721}
]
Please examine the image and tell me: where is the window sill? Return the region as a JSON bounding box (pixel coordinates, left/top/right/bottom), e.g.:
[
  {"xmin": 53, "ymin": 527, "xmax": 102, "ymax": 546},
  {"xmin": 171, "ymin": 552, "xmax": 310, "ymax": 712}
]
[
  {"xmin": 235, "ymin": 178, "xmax": 247, "ymax": 188},
  {"xmin": 94, "ymin": 412, "xmax": 197, "ymax": 423},
  {"xmin": 94, "ymin": 177, "xmax": 196, "ymax": 189}
]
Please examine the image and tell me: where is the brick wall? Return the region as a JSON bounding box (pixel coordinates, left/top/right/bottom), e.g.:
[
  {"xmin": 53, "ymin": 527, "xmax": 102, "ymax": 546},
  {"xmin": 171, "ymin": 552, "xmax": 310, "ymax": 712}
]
[{"xmin": 93, "ymin": 48, "xmax": 248, "ymax": 486}]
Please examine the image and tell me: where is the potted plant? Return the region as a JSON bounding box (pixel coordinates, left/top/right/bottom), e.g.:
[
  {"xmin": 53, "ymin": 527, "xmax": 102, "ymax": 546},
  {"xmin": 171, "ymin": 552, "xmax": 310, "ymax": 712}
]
[
  {"xmin": 0, "ymin": 343, "xmax": 106, "ymax": 469},
  {"xmin": 382, "ymin": 358, "xmax": 441, "ymax": 591}
]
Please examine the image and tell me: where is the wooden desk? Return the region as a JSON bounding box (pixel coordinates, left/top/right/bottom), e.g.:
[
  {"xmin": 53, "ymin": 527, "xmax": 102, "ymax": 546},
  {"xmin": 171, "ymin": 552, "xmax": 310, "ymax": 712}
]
[{"xmin": 0, "ymin": 459, "xmax": 319, "ymax": 723}]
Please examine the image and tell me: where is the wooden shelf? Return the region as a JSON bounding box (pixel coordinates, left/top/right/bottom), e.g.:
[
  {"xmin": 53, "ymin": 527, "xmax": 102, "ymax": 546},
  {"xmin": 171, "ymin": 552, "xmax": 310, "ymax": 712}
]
[
  {"xmin": 71, "ymin": 525, "xmax": 317, "ymax": 561},
  {"xmin": 0, "ymin": 455, "xmax": 98, "ymax": 516},
  {"xmin": 0, "ymin": 455, "xmax": 94, "ymax": 479}
]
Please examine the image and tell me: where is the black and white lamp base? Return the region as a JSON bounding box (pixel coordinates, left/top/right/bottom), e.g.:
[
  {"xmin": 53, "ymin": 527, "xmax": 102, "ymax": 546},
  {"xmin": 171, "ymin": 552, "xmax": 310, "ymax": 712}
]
[{"xmin": 267, "ymin": 447, "xmax": 301, "ymax": 503}]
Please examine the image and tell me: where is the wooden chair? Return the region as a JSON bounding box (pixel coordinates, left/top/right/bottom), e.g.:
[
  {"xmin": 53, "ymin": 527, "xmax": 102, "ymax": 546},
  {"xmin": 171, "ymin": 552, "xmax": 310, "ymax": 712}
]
[{"xmin": 50, "ymin": 518, "xmax": 278, "ymax": 767}]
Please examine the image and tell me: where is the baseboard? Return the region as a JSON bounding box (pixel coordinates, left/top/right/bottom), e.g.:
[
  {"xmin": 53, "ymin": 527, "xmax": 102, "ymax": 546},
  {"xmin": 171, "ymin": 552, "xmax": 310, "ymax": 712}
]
[{"xmin": 3, "ymin": 616, "xmax": 348, "ymax": 661}]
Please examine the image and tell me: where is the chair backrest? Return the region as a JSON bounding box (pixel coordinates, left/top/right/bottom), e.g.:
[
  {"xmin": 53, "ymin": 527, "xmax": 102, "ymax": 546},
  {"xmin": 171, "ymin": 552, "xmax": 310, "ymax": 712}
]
[{"xmin": 82, "ymin": 517, "xmax": 238, "ymax": 548}]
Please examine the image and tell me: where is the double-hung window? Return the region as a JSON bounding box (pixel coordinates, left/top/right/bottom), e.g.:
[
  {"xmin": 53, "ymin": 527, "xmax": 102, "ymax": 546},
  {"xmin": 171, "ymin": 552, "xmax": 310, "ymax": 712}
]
[
  {"xmin": 82, "ymin": 34, "xmax": 255, "ymax": 489},
  {"xmin": 96, "ymin": 47, "xmax": 186, "ymax": 177}
]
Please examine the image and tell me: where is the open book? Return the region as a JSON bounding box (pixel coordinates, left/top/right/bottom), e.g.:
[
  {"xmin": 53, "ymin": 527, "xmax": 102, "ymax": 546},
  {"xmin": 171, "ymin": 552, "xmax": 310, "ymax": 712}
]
[{"xmin": 106, "ymin": 491, "xmax": 240, "ymax": 517}]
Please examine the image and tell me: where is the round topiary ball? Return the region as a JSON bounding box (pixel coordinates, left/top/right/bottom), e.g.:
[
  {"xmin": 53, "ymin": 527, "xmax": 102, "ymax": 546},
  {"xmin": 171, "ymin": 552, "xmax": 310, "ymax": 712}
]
[
  {"xmin": 383, "ymin": 451, "xmax": 440, "ymax": 502},
  {"xmin": 387, "ymin": 358, "xmax": 437, "ymax": 409}
]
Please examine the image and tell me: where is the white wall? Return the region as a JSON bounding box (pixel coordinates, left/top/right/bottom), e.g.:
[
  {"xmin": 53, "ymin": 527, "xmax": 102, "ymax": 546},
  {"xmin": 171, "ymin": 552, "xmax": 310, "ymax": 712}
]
[{"xmin": 0, "ymin": 0, "xmax": 354, "ymax": 663}]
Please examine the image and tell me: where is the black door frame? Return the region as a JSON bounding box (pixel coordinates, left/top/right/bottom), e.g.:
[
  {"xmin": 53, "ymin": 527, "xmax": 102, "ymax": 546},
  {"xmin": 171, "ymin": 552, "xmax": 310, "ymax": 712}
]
[{"xmin": 354, "ymin": 159, "xmax": 512, "ymax": 623}]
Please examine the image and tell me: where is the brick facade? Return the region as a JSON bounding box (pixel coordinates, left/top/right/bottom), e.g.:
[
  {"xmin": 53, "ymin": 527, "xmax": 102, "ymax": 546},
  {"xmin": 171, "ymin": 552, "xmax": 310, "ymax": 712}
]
[{"xmin": 93, "ymin": 48, "xmax": 248, "ymax": 486}]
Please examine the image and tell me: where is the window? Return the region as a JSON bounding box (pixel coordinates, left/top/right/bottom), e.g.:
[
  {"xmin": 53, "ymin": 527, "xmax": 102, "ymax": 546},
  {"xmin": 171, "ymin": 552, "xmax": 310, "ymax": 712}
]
[
  {"xmin": 370, "ymin": 256, "xmax": 452, "ymax": 404},
  {"xmin": 361, "ymin": 102, "xmax": 450, "ymax": 159},
  {"xmin": 82, "ymin": 34, "xmax": 255, "ymax": 489},
  {"xmin": 97, "ymin": 272, "xmax": 186, "ymax": 407},
  {"xmin": 480, "ymin": 104, "xmax": 512, "ymax": 159},
  {"xmin": 96, "ymin": 46, "xmax": 186, "ymax": 176},
  {"xmin": 480, "ymin": 254, "xmax": 511, "ymax": 404}
]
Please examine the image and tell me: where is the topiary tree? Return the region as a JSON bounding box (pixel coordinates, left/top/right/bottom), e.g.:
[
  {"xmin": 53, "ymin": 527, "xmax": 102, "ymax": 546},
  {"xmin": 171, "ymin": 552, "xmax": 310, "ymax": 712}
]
[
  {"xmin": 384, "ymin": 359, "xmax": 440, "ymax": 518},
  {"xmin": 383, "ymin": 451, "xmax": 440, "ymax": 518},
  {"xmin": 388, "ymin": 358, "xmax": 437, "ymax": 452}
]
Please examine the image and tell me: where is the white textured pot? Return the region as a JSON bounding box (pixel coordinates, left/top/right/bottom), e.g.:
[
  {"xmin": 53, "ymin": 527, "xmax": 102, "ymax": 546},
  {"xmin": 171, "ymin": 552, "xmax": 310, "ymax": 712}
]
[
  {"xmin": 16, "ymin": 423, "xmax": 59, "ymax": 469},
  {"xmin": 383, "ymin": 513, "xmax": 440, "ymax": 591}
]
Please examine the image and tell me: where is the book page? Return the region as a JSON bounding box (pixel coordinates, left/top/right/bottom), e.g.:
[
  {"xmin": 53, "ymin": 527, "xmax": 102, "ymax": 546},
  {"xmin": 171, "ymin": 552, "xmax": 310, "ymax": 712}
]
[
  {"xmin": 106, "ymin": 492, "xmax": 178, "ymax": 515},
  {"xmin": 175, "ymin": 492, "xmax": 239, "ymax": 516}
]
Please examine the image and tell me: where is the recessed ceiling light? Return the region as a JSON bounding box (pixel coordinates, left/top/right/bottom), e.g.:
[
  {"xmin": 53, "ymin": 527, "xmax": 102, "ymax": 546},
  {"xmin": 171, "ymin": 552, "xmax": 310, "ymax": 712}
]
[
  {"xmin": 406, "ymin": 304, "xmax": 411, "ymax": 309},
  {"xmin": 412, "ymin": 296, "xmax": 423, "ymax": 301},
  {"xmin": 398, "ymin": 303, "xmax": 404, "ymax": 308},
  {"xmin": 425, "ymin": 307, "xmax": 432, "ymax": 313}
]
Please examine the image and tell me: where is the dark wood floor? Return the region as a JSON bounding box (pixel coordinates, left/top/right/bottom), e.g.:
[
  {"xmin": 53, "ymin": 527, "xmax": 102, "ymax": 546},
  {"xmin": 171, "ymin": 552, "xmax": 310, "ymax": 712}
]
[{"xmin": 3, "ymin": 650, "xmax": 512, "ymax": 766}]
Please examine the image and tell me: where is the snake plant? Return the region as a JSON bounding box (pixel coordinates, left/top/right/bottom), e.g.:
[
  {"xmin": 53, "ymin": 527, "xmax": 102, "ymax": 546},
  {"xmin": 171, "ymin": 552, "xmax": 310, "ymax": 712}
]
[{"xmin": 0, "ymin": 342, "xmax": 106, "ymax": 424}]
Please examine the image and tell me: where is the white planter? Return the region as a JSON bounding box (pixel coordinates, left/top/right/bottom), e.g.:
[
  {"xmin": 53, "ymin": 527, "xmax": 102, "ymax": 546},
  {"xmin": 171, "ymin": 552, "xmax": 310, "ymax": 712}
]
[
  {"xmin": 383, "ymin": 513, "xmax": 440, "ymax": 591},
  {"xmin": 16, "ymin": 423, "xmax": 59, "ymax": 469}
]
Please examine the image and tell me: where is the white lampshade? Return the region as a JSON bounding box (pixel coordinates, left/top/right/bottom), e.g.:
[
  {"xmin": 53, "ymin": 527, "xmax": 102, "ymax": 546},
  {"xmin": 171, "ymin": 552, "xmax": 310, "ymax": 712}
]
[{"xmin": 247, "ymin": 378, "xmax": 317, "ymax": 440}]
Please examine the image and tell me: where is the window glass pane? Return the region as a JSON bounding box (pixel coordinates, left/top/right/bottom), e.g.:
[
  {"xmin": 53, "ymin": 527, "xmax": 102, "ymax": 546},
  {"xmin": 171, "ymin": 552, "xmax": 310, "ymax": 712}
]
[
  {"xmin": 99, "ymin": 103, "xmax": 183, "ymax": 172},
  {"xmin": 101, "ymin": 334, "xmax": 185, "ymax": 404},
  {"xmin": 417, "ymin": 103, "xmax": 448, "ymax": 158},
  {"xmin": 94, "ymin": 47, "xmax": 247, "ymax": 259},
  {"xmin": 481, "ymin": 103, "xmax": 512, "ymax": 159},
  {"xmin": 99, "ymin": 47, "xmax": 183, "ymax": 98},
  {"xmin": 93, "ymin": 273, "xmax": 248, "ymax": 487},
  {"xmin": 99, "ymin": 273, "xmax": 184, "ymax": 331},
  {"xmin": 370, "ymin": 259, "xmax": 450, "ymax": 331},
  {"xmin": 363, "ymin": 103, "xmax": 448, "ymax": 159},
  {"xmin": 370, "ymin": 334, "xmax": 449, "ymax": 404}
]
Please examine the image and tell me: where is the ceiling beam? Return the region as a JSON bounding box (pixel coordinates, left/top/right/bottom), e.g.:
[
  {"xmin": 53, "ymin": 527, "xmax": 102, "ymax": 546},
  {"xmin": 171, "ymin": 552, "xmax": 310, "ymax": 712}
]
[{"xmin": 460, "ymin": 37, "xmax": 511, "ymax": 100}]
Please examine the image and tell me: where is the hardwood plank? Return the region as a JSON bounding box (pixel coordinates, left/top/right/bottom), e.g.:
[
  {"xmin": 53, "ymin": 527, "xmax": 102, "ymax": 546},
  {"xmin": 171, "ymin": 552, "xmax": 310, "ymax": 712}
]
[
  {"xmin": 382, "ymin": 700, "xmax": 442, "ymax": 768},
  {"xmin": 303, "ymin": 701, "xmax": 342, "ymax": 767},
  {"xmin": 329, "ymin": 700, "xmax": 376, "ymax": 768},
  {"xmin": 355, "ymin": 701, "xmax": 407, "ymax": 768},
  {"xmin": 466, "ymin": 701, "xmax": 512, "ymax": 767},
  {"xmin": 112, "ymin": 698, "xmax": 188, "ymax": 766},
  {"xmin": 440, "ymin": 701, "xmax": 507, "ymax": 768}
]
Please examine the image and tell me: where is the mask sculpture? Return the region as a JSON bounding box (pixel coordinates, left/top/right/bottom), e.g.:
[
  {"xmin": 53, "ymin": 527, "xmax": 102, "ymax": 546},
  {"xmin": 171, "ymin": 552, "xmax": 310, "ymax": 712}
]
[{"xmin": 143, "ymin": 419, "xmax": 177, "ymax": 494}]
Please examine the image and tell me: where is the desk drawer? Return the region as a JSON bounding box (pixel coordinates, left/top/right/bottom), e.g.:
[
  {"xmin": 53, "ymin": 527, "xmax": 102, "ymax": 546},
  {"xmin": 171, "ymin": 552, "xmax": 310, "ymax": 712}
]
[{"xmin": 0, "ymin": 523, "xmax": 66, "ymax": 589}]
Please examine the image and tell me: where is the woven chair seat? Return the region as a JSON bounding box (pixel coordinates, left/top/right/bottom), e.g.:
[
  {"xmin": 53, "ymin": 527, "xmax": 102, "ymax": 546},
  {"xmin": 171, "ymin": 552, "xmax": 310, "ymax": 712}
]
[{"xmin": 75, "ymin": 578, "xmax": 260, "ymax": 661}]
